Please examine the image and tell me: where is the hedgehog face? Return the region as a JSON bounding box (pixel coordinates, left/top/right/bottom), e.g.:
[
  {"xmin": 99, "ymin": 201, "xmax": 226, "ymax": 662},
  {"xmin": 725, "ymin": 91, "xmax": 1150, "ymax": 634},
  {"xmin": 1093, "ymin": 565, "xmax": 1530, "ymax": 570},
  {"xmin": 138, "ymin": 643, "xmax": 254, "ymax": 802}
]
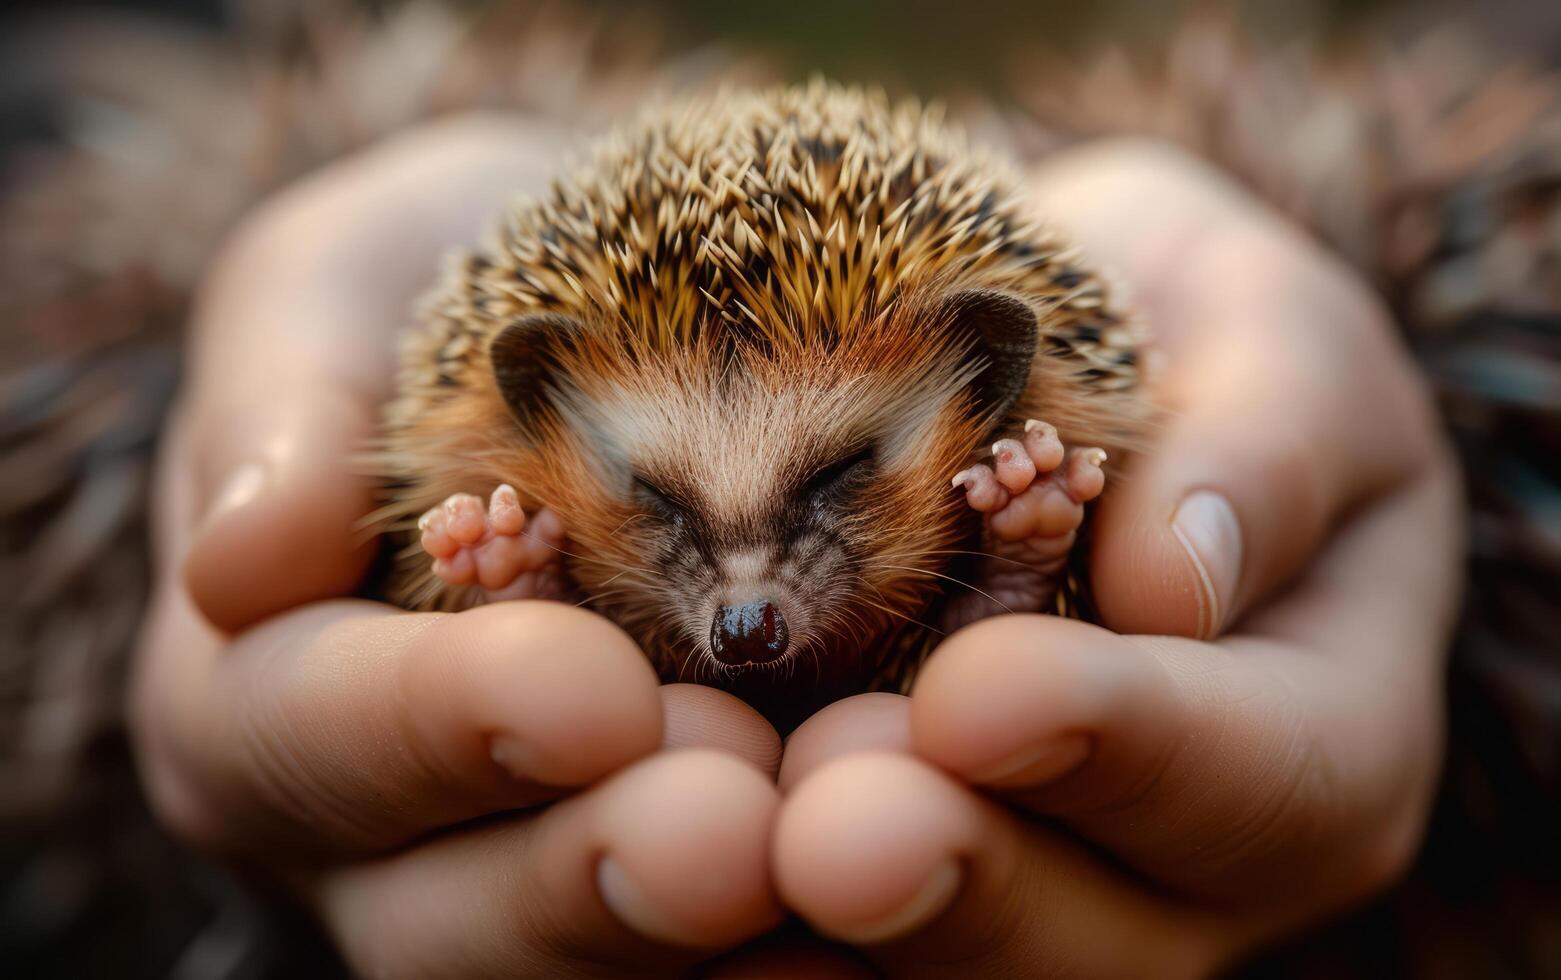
[
  {"xmin": 623, "ymin": 432, "xmax": 879, "ymax": 677},
  {"xmin": 532, "ymin": 360, "xmax": 960, "ymax": 682},
  {"xmin": 487, "ymin": 289, "xmax": 1037, "ymax": 684}
]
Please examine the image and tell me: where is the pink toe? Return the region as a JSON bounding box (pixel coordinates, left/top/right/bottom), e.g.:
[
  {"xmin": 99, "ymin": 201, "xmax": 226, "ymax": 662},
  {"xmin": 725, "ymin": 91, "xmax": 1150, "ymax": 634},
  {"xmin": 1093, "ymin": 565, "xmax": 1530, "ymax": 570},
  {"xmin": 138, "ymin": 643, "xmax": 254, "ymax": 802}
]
[
  {"xmin": 516, "ymin": 510, "xmax": 565, "ymax": 570},
  {"xmin": 529, "ymin": 508, "xmax": 565, "ymax": 545},
  {"xmin": 517, "ymin": 534, "xmax": 558, "ymax": 571},
  {"xmin": 989, "ymin": 482, "xmax": 1084, "ymax": 542},
  {"xmin": 444, "ymin": 494, "xmax": 487, "ymax": 545},
  {"xmin": 420, "ymin": 527, "xmax": 458, "ymax": 559},
  {"xmin": 417, "ymin": 506, "xmax": 458, "ymax": 558},
  {"xmin": 954, "ymin": 465, "xmax": 1010, "ymax": 513},
  {"xmin": 988, "ymin": 485, "xmax": 1043, "ymax": 540},
  {"xmin": 475, "ymin": 535, "xmax": 528, "ymax": 591},
  {"xmin": 1022, "ymin": 419, "xmax": 1066, "ymax": 472},
  {"xmin": 433, "ymin": 549, "xmax": 476, "ymax": 586},
  {"xmin": 489, "ymin": 484, "xmax": 527, "ymax": 536},
  {"xmin": 417, "ymin": 506, "xmax": 446, "ymax": 535},
  {"xmin": 1034, "ymin": 485, "xmax": 1086, "ymax": 537},
  {"xmin": 1063, "ymin": 449, "xmax": 1108, "ymax": 502},
  {"xmin": 992, "ymin": 438, "xmax": 1037, "ymax": 494}
]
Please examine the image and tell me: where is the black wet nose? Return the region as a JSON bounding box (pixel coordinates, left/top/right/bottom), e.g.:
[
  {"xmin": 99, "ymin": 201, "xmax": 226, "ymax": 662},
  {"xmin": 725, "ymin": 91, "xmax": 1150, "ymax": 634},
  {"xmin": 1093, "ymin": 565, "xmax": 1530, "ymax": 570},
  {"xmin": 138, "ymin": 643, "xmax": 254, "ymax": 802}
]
[{"xmin": 710, "ymin": 600, "xmax": 789, "ymax": 666}]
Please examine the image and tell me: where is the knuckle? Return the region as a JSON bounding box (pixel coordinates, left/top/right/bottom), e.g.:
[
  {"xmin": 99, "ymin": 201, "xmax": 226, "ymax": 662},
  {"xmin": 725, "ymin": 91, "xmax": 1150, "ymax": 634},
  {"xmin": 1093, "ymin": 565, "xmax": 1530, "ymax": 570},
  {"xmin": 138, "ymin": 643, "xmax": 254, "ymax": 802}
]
[
  {"xmin": 202, "ymin": 612, "xmax": 400, "ymax": 852},
  {"xmin": 240, "ymin": 620, "xmax": 392, "ymax": 845},
  {"xmin": 1223, "ymin": 691, "xmax": 1339, "ymax": 863}
]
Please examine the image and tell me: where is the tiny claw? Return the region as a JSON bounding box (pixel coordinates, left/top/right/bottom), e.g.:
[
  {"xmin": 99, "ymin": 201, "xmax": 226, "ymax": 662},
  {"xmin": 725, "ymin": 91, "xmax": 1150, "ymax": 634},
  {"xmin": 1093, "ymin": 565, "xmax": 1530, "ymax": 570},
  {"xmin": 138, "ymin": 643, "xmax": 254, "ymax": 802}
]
[
  {"xmin": 489, "ymin": 483, "xmax": 526, "ymax": 536},
  {"xmin": 446, "ymin": 493, "xmax": 490, "ymax": 541},
  {"xmin": 1085, "ymin": 448, "xmax": 1108, "ymax": 467},
  {"xmin": 952, "ymin": 469, "xmax": 976, "ymax": 490},
  {"xmin": 1020, "ymin": 420, "xmax": 1066, "ymax": 472},
  {"xmin": 954, "ymin": 463, "xmax": 1010, "ymax": 513}
]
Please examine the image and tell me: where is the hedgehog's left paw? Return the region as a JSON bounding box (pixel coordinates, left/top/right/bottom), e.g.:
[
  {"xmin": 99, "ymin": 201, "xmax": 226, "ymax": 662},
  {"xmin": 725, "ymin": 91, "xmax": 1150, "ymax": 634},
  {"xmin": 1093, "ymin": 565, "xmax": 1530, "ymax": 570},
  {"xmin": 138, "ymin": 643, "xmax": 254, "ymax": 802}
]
[
  {"xmin": 949, "ymin": 420, "xmax": 1106, "ymax": 620},
  {"xmin": 418, "ymin": 485, "xmax": 566, "ymax": 602}
]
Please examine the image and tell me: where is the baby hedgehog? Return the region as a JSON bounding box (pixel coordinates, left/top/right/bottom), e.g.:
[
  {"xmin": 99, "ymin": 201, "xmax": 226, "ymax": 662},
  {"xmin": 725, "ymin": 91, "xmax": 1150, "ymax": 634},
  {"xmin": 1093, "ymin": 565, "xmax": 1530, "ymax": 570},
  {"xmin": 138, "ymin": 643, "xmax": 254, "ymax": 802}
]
[{"xmin": 376, "ymin": 81, "xmax": 1150, "ymax": 702}]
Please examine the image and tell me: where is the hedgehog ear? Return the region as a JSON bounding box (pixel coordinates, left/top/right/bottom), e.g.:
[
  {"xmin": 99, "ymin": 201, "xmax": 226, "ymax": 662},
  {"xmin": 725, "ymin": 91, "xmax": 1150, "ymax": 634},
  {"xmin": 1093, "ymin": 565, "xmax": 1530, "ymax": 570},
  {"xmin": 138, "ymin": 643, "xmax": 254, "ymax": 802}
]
[
  {"xmin": 488, "ymin": 312, "xmax": 583, "ymax": 434},
  {"xmin": 939, "ymin": 288, "xmax": 1038, "ymax": 420}
]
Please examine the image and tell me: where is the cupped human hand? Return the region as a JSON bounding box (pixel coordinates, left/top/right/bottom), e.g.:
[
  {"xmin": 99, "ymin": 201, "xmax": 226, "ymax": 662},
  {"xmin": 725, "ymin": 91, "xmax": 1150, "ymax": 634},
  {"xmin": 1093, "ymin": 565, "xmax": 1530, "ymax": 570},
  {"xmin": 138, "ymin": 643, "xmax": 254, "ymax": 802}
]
[
  {"xmin": 772, "ymin": 142, "xmax": 1463, "ymax": 976},
  {"xmin": 130, "ymin": 117, "xmax": 787, "ymax": 977}
]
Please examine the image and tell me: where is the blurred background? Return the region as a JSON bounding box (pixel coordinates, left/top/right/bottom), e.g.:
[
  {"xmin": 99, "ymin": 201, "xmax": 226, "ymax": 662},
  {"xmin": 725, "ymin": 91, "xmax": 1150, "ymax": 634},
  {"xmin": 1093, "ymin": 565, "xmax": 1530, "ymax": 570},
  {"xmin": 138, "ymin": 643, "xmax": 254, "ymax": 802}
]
[{"xmin": 2, "ymin": 0, "xmax": 1559, "ymax": 976}]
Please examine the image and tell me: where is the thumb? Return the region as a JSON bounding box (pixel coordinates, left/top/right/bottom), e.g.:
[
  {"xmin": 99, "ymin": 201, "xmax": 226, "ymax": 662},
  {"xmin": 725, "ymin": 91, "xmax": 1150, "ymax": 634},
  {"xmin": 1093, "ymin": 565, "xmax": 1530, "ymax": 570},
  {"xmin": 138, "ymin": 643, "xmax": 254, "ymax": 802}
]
[
  {"xmin": 1024, "ymin": 141, "xmax": 1438, "ymax": 638},
  {"xmin": 171, "ymin": 116, "xmax": 567, "ymax": 632},
  {"xmin": 182, "ymin": 380, "xmax": 378, "ymax": 632},
  {"xmin": 1087, "ymin": 237, "xmax": 1437, "ymax": 638}
]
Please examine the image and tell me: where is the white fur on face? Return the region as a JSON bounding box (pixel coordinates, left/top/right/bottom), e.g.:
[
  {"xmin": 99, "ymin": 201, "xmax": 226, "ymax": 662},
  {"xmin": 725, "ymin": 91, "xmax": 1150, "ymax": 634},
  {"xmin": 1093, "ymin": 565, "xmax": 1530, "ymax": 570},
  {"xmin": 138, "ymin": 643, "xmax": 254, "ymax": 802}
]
[
  {"xmin": 547, "ymin": 344, "xmax": 977, "ymax": 672},
  {"xmin": 558, "ymin": 348, "xmax": 974, "ymax": 517}
]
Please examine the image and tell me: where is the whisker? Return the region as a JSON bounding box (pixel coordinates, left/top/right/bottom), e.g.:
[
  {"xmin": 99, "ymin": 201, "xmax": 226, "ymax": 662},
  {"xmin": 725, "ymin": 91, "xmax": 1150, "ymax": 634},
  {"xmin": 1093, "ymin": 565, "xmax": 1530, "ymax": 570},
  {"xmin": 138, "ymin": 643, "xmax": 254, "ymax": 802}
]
[
  {"xmin": 873, "ymin": 564, "xmax": 1015, "ymax": 615},
  {"xmin": 512, "ymin": 529, "xmax": 595, "ymax": 564},
  {"xmin": 863, "ymin": 597, "xmax": 944, "ymax": 636},
  {"xmin": 863, "ymin": 581, "xmax": 944, "ymax": 635},
  {"xmin": 575, "ymin": 588, "xmax": 631, "ymax": 607},
  {"xmin": 921, "ymin": 548, "xmax": 1034, "ymax": 570},
  {"xmin": 606, "ymin": 512, "xmax": 651, "ymax": 537}
]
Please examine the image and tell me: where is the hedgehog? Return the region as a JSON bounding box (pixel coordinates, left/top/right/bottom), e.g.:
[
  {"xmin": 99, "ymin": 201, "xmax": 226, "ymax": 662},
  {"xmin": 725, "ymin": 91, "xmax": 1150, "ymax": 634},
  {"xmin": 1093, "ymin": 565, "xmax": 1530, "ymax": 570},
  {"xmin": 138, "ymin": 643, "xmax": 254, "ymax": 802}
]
[{"xmin": 374, "ymin": 81, "xmax": 1151, "ymax": 715}]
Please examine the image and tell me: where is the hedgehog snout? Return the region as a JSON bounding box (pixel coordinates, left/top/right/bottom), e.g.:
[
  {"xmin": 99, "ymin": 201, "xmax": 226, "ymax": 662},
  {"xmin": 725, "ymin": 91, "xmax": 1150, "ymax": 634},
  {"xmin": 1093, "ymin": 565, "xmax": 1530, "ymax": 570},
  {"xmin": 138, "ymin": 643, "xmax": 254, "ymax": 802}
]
[{"xmin": 709, "ymin": 600, "xmax": 789, "ymax": 666}]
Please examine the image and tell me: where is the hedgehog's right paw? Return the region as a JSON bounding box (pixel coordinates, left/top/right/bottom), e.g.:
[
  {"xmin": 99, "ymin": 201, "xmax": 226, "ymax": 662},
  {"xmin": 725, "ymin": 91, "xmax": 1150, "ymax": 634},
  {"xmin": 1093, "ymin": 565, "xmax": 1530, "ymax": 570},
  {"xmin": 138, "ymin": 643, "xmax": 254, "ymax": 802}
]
[
  {"xmin": 954, "ymin": 420, "xmax": 1107, "ymax": 552},
  {"xmin": 418, "ymin": 485, "xmax": 567, "ymax": 601}
]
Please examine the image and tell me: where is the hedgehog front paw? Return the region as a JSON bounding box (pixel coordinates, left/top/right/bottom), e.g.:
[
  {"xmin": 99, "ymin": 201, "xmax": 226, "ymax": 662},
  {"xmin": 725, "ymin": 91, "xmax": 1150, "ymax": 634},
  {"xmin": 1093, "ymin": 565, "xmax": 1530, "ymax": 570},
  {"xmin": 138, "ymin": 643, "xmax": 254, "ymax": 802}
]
[
  {"xmin": 418, "ymin": 485, "xmax": 567, "ymax": 602},
  {"xmin": 948, "ymin": 420, "xmax": 1107, "ymax": 623}
]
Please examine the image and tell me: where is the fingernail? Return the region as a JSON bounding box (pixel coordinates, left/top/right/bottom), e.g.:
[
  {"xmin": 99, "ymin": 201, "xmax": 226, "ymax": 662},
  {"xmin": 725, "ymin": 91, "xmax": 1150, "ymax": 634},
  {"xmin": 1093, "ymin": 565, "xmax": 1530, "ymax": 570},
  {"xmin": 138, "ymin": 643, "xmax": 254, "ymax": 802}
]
[
  {"xmin": 599, "ymin": 856, "xmax": 698, "ymax": 946},
  {"xmin": 1171, "ymin": 490, "xmax": 1243, "ymax": 639},
  {"xmin": 827, "ymin": 859, "xmax": 961, "ymax": 945},
  {"xmin": 965, "ymin": 733, "xmax": 1091, "ymax": 787},
  {"xmin": 203, "ymin": 463, "xmax": 267, "ymax": 528}
]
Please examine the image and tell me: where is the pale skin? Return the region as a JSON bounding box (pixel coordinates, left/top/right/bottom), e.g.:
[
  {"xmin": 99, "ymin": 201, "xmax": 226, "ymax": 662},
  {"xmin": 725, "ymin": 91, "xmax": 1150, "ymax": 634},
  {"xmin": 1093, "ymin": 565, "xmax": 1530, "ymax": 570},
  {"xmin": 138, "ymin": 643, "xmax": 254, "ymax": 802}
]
[{"xmin": 132, "ymin": 116, "xmax": 1461, "ymax": 977}]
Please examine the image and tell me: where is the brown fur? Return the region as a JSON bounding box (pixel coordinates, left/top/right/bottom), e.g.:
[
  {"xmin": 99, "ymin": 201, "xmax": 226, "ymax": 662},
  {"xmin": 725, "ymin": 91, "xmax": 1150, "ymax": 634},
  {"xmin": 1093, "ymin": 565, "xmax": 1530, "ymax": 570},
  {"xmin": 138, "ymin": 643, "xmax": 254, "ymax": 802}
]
[{"xmin": 373, "ymin": 80, "xmax": 1150, "ymax": 681}]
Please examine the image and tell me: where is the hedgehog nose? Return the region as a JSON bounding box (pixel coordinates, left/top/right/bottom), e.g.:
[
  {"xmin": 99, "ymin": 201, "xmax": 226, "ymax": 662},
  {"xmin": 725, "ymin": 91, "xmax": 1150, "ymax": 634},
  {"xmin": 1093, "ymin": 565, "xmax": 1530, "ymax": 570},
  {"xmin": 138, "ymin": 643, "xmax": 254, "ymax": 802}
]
[{"xmin": 710, "ymin": 600, "xmax": 789, "ymax": 666}]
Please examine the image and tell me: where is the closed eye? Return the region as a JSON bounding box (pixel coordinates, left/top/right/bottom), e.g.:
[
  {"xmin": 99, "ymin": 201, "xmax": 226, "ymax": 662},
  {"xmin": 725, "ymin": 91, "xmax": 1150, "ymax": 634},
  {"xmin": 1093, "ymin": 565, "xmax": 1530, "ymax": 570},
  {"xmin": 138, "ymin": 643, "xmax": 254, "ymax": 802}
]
[
  {"xmin": 632, "ymin": 475, "xmax": 692, "ymax": 520},
  {"xmin": 802, "ymin": 446, "xmax": 875, "ymax": 502}
]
